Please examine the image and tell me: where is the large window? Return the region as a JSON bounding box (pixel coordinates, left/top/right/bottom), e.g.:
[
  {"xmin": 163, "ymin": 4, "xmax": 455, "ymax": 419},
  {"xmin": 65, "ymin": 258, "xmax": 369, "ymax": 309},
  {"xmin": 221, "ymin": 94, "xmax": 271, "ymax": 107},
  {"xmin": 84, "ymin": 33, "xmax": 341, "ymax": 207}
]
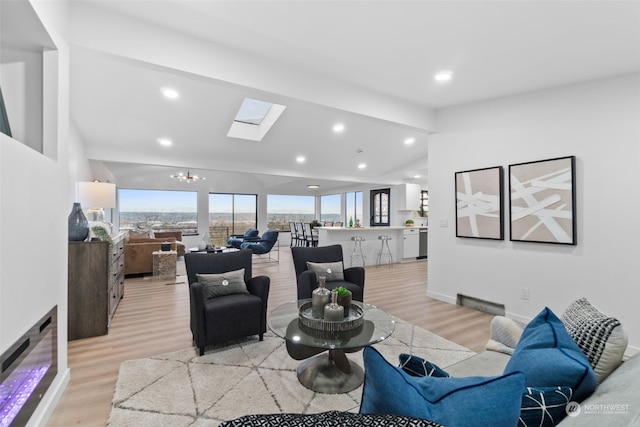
[
  {"xmin": 346, "ymin": 191, "xmax": 363, "ymax": 225},
  {"xmin": 370, "ymin": 188, "xmax": 390, "ymax": 226},
  {"xmin": 267, "ymin": 195, "xmax": 315, "ymax": 231},
  {"xmin": 119, "ymin": 189, "xmax": 198, "ymax": 234},
  {"xmin": 209, "ymin": 193, "xmax": 257, "ymax": 246},
  {"xmin": 320, "ymin": 194, "xmax": 341, "ymax": 223}
]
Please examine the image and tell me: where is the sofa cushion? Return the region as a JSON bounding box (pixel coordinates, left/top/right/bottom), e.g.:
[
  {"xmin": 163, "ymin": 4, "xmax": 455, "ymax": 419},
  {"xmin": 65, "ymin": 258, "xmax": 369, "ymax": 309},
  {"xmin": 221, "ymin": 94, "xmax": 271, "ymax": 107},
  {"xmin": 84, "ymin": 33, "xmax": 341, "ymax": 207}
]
[
  {"xmin": 399, "ymin": 353, "xmax": 450, "ymax": 378},
  {"xmin": 219, "ymin": 411, "xmax": 443, "ymax": 427},
  {"xmin": 561, "ymin": 297, "xmax": 627, "ymax": 383},
  {"xmin": 557, "ymin": 352, "xmax": 640, "ymax": 426},
  {"xmin": 306, "ymin": 261, "xmax": 345, "ymax": 282},
  {"xmin": 519, "ymin": 386, "xmax": 573, "ymax": 427},
  {"xmin": 196, "ymin": 269, "xmax": 249, "ymax": 299},
  {"xmin": 129, "ymin": 229, "xmax": 153, "ymax": 239},
  {"xmin": 446, "ymin": 350, "xmax": 511, "ymax": 377},
  {"xmin": 504, "ymin": 307, "xmax": 597, "ymax": 402},
  {"xmin": 360, "ymin": 346, "xmax": 525, "ymax": 426},
  {"xmin": 486, "ymin": 315, "xmax": 524, "ymax": 355}
]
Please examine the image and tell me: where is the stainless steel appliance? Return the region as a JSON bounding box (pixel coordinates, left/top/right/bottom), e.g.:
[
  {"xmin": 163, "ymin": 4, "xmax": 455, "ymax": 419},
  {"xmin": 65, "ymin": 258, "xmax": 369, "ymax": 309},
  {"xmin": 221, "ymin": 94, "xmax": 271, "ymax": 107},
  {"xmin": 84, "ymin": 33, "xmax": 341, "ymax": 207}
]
[{"xmin": 418, "ymin": 228, "xmax": 428, "ymax": 259}]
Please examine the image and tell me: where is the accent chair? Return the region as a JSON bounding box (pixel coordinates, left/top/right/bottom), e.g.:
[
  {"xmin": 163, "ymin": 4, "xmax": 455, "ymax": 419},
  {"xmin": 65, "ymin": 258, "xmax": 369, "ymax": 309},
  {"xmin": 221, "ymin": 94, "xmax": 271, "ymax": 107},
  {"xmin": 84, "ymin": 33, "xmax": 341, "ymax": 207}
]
[
  {"xmin": 184, "ymin": 249, "xmax": 270, "ymax": 355},
  {"xmin": 291, "ymin": 244, "xmax": 365, "ymax": 302},
  {"xmin": 226, "ymin": 228, "xmax": 260, "ymax": 249},
  {"xmin": 240, "ymin": 230, "xmax": 279, "ymax": 261}
]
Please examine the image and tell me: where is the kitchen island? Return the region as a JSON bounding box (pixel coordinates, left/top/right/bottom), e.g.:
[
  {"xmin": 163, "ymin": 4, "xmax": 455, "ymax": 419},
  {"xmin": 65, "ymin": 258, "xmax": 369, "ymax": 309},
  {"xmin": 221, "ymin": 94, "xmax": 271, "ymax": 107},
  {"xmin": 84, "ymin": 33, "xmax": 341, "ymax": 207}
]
[{"xmin": 315, "ymin": 226, "xmax": 427, "ymax": 266}]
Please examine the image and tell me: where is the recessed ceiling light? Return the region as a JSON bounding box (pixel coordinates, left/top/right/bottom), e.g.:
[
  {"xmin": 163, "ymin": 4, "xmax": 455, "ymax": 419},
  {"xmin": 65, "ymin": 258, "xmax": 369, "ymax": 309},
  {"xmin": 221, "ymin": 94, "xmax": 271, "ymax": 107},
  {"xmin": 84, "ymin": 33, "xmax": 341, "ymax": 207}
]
[
  {"xmin": 404, "ymin": 137, "xmax": 415, "ymax": 145},
  {"xmin": 333, "ymin": 123, "xmax": 345, "ymax": 133},
  {"xmin": 157, "ymin": 138, "xmax": 172, "ymax": 146},
  {"xmin": 296, "ymin": 156, "xmax": 306, "ymax": 163},
  {"xmin": 414, "ymin": 174, "xmax": 421, "ymax": 179},
  {"xmin": 161, "ymin": 87, "xmax": 179, "ymax": 99},
  {"xmin": 307, "ymin": 184, "xmax": 320, "ymax": 189},
  {"xmin": 434, "ymin": 71, "xmax": 453, "ymax": 82},
  {"xmin": 358, "ymin": 163, "xmax": 367, "ymax": 169}
]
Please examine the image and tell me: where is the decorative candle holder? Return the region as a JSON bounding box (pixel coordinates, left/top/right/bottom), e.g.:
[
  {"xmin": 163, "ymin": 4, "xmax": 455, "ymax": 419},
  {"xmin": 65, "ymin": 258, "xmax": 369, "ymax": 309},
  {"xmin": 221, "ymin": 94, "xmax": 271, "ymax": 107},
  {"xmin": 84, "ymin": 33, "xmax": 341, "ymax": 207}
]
[{"xmin": 298, "ymin": 300, "xmax": 364, "ymax": 332}]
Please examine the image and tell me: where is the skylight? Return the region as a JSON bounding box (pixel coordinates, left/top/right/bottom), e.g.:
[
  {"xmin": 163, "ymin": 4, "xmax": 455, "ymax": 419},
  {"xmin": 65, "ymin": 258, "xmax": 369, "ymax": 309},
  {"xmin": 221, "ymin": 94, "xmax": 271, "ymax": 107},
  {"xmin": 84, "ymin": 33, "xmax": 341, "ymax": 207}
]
[
  {"xmin": 228, "ymin": 98, "xmax": 286, "ymax": 142},
  {"xmin": 234, "ymin": 98, "xmax": 273, "ymax": 125}
]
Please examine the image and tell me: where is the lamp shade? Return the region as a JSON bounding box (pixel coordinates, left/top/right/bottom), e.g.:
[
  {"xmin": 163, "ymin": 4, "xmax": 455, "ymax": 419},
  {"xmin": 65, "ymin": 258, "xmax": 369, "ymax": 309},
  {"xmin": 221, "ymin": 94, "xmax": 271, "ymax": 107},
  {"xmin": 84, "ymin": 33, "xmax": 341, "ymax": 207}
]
[{"xmin": 78, "ymin": 181, "xmax": 116, "ymax": 208}]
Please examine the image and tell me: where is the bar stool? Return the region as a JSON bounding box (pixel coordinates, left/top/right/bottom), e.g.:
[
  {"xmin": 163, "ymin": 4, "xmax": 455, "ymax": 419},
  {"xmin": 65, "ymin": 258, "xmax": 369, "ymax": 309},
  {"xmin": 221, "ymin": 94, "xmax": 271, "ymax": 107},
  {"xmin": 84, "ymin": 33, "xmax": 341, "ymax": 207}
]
[
  {"xmin": 376, "ymin": 235, "xmax": 393, "ymax": 268},
  {"xmin": 350, "ymin": 236, "xmax": 366, "ymax": 267}
]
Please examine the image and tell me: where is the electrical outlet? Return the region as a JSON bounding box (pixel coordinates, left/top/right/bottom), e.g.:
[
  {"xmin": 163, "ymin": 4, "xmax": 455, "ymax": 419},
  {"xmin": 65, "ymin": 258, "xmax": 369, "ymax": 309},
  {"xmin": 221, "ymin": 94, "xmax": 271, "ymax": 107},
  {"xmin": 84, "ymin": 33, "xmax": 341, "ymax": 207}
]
[{"xmin": 520, "ymin": 288, "xmax": 530, "ymax": 300}]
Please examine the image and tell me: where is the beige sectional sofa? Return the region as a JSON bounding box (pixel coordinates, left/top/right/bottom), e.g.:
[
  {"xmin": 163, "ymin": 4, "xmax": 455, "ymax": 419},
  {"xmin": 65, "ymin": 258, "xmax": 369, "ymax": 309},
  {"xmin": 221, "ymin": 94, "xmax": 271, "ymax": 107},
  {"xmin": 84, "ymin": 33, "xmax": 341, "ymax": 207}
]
[{"xmin": 124, "ymin": 230, "xmax": 185, "ymax": 275}]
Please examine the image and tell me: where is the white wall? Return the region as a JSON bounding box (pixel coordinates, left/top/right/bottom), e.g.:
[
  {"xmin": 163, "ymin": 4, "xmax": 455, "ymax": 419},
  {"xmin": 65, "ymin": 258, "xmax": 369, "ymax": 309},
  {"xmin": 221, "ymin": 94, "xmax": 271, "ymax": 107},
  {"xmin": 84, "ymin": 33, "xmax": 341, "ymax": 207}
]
[
  {"xmin": 0, "ymin": 48, "xmax": 43, "ymax": 152},
  {"xmin": 68, "ymin": 120, "xmax": 94, "ymax": 200},
  {"xmin": 0, "ymin": 1, "xmax": 72, "ymax": 425},
  {"xmin": 427, "ymin": 73, "xmax": 640, "ymax": 355}
]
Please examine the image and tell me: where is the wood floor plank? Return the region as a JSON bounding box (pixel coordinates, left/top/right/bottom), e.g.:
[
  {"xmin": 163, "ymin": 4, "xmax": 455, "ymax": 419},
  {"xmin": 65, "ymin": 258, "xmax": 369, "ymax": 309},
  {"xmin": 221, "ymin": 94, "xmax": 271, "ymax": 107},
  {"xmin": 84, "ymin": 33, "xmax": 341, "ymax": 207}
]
[{"xmin": 47, "ymin": 247, "xmax": 491, "ymax": 426}]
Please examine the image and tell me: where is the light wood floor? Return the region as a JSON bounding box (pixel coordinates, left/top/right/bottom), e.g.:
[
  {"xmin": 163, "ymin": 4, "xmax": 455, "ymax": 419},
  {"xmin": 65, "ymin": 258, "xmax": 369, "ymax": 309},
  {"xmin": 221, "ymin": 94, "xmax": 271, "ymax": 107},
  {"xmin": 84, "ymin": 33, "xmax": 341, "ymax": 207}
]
[{"xmin": 47, "ymin": 248, "xmax": 492, "ymax": 426}]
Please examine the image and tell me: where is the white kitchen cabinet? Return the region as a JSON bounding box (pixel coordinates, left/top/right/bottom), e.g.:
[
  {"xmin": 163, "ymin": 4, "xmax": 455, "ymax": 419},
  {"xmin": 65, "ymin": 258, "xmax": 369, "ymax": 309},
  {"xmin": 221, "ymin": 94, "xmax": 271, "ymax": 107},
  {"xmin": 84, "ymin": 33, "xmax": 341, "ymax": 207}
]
[
  {"xmin": 402, "ymin": 228, "xmax": 420, "ymax": 258},
  {"xmin": 398, "ymin": 183, "xmax": 421, "ymax": 211}
]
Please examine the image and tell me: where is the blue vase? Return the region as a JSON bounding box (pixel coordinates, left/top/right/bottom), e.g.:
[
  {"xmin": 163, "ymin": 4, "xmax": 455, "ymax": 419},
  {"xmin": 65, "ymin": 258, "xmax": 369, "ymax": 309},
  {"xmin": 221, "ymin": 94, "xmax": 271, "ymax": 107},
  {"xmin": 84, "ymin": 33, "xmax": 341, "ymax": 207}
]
[{"xmin": 68, "ymin": 202, "xmax": 89, "ymax": 241}]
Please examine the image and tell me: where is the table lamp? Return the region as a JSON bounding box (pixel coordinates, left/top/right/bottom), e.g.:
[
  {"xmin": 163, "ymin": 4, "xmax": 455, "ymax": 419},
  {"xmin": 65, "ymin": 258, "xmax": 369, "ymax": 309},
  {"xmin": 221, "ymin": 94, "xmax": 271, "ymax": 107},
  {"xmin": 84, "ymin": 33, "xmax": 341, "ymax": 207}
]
[{"xmin": 78, "ymin": 181, "xmax": 116, "ymax": 233}]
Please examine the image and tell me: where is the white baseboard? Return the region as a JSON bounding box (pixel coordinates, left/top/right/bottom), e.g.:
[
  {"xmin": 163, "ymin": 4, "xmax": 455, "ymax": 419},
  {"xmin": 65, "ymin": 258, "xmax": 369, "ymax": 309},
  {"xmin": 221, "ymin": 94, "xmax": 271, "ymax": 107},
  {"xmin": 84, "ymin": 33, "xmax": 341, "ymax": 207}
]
[
  {"xmin": 27, "ymin": 368, "xmax": 70, "ymax": 427},
  {"xmin": 426, "ymin": 290, "xmax": 456, "ymax": 305},
  {"xmin": 504, "ymin": 311, "xmax": 532, "ymax": 325}
]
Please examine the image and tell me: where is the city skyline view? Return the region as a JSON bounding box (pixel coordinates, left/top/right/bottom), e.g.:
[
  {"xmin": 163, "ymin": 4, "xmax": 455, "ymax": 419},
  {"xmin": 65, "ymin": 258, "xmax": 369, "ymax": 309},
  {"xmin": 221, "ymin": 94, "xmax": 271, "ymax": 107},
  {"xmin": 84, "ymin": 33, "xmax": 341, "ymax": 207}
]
[
  {"xmin": 118, "ymin": 189, "xmax": 342, "ymax": 214},
  {"xmin": 118, "ymin": 189, "xmax": 358, "ymax": 238}
]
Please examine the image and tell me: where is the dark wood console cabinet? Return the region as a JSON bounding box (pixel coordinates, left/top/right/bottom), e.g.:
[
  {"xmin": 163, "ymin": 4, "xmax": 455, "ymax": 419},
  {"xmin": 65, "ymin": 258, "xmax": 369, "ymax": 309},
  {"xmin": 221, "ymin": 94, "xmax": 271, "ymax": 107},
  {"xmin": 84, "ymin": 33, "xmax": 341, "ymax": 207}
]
[{"xmin": 68, "ymin": 232, "xmax": 125, "ymax": 340}]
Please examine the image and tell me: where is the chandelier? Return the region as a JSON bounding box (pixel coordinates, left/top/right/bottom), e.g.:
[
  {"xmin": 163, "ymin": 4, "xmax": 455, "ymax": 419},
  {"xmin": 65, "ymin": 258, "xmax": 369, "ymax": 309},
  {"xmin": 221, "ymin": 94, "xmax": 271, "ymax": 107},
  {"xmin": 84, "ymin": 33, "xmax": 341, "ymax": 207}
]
[{"xmin": 170, "ymin": 170, "xmax": 205, "ymax": 183}]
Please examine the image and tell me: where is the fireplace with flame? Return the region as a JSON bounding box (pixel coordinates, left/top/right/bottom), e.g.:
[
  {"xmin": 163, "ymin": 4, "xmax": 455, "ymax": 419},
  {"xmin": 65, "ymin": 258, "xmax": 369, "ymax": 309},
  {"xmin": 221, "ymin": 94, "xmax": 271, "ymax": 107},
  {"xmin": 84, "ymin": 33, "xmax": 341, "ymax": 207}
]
[{"xmin": 0, "ymin": 306, "xmax": 58, "ymax": 426}]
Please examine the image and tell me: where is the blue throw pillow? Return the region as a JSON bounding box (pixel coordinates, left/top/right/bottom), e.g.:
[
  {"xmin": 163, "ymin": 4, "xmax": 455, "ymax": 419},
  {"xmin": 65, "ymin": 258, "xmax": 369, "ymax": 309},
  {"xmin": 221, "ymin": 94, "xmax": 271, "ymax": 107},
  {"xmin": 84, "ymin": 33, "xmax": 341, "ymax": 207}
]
[
  {"xmin": 504, "ymin": 307, "xmax": 597, "ymax": 402},
  {"xmin": 397, "ymin": 352, "xmax": 575, "ymax": 425},
  {"xmin": 360, "ymin": 346, "xmax": 525, "ymax": 426},
  {"xmin": 399, "ymin": 353, "xmax": 450, "ymax": 378},
  {"xmin": 519, "ymin": 386, "xmax": 573, "ymax": 427}
]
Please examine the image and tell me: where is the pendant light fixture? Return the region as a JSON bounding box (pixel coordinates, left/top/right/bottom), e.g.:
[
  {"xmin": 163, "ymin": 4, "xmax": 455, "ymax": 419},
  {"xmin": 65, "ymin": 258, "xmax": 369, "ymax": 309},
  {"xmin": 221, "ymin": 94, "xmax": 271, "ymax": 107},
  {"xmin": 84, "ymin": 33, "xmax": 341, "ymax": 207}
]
[{"xmin": 170, "ymin": 170, "xmax": 205, "ymax": 183}]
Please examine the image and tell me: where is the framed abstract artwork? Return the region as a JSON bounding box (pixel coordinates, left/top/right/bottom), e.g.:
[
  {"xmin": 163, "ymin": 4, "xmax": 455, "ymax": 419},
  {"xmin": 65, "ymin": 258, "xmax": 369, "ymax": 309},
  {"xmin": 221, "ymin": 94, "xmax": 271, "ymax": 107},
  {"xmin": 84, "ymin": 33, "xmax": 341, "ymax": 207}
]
[
  {"xmin": 509, "ymin": 156, "xmax": 576, "ymax": 245},
  {"xmin": 455, "ymin": 166, "xmax": 504, "ymax": 240}
]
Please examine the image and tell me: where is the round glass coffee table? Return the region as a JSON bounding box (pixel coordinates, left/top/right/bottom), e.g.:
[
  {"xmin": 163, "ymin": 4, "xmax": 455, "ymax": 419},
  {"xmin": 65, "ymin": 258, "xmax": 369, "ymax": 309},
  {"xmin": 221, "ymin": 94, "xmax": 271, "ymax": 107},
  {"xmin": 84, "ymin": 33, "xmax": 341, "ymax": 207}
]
[{"xmin": 268, "ymin": 299, "xmax": 395, "ymax": 394}]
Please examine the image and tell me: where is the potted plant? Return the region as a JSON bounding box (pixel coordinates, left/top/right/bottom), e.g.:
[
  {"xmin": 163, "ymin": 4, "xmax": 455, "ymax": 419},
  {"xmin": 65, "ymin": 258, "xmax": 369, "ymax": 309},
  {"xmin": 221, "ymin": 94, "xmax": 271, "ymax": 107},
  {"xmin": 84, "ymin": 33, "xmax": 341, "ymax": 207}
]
[
  {"xmin": 405, "ymin": 219, "xmax": 415, "ymax": 227},
  {"xmin": 310, "ymin": 219, "xmax": 321, "ymax": 229},
  {"xmin": 334, "ymin": 286, "xmax": 352, "ymax": 317}
]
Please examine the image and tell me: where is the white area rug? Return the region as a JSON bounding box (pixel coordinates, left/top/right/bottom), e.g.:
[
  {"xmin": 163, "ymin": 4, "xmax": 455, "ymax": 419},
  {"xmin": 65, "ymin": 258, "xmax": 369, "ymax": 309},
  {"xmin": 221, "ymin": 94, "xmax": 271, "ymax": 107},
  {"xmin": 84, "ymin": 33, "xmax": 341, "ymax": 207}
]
[{"xmin": 108, "ymin": 318, "xmax": 474, "ymax": 426}]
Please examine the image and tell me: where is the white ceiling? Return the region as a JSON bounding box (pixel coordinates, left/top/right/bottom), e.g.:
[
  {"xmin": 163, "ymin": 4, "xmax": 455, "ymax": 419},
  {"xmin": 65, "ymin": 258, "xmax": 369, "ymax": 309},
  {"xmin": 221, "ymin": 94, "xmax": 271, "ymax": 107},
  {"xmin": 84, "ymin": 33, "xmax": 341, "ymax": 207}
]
[{"xmin": 66, "ymin": 0, "xmax": 640, "ymax": 193}]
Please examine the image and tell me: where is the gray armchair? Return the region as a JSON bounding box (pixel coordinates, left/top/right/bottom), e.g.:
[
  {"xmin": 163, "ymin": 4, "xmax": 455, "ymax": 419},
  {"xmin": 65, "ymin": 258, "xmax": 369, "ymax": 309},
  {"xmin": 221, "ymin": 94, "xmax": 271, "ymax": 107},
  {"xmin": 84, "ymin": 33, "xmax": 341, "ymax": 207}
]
[
  {"xmin": 291, "ymin": 244, "xmax": 365, "ymax": 302},
  {"xmin": 185, "ymin": 250, "xmax": 270, "ymax": 355}
]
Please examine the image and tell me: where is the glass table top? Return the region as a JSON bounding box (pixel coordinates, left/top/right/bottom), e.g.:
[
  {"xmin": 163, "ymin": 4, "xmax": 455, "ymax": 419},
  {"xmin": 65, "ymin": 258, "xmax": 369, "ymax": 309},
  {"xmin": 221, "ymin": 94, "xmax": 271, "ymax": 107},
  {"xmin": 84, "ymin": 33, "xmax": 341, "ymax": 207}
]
[{"xmin": 267, "ymin": 299, "xmax": 395, "ymax": 350}]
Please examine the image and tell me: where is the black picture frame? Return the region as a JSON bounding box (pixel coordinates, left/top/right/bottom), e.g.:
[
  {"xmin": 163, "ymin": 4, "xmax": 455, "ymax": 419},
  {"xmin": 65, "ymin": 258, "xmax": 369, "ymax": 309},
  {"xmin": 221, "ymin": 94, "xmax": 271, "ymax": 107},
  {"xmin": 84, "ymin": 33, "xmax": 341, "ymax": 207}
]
[
  {"xmin": 509, "ymin": 156, "xmax": 576, "ymax": 245},
  {"xmin": 455, "ymin": 166, "xmax": 504, "ymax": 240}
]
